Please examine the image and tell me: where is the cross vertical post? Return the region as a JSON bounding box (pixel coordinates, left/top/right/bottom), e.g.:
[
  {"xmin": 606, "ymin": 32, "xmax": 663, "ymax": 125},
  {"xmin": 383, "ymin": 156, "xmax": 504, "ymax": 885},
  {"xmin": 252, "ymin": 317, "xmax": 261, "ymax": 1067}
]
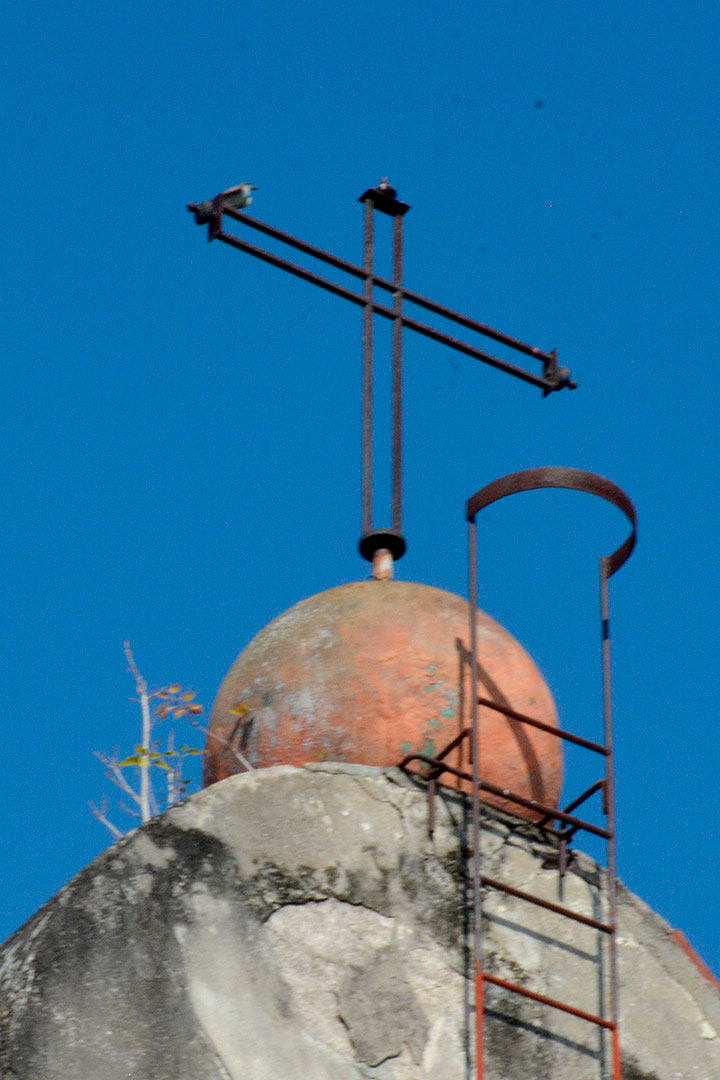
[
  {"xmin": 357, "ymin": 182, "xmax": 411, "ymax": 574},
  {"xmin": 362, "ymin": 196, "xmax": 374, "ymax": 536},
  {"xmin": 392, "ymin": 211, "xmax": 404, "ymax": 533}
]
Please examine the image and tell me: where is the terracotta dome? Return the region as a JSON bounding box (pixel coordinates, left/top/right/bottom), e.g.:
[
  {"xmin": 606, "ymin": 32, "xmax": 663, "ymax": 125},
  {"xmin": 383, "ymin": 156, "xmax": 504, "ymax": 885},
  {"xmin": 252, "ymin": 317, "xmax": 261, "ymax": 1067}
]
[{"xmin": 204, "ymin": 580, "xmax": 562, "ymax": 820}]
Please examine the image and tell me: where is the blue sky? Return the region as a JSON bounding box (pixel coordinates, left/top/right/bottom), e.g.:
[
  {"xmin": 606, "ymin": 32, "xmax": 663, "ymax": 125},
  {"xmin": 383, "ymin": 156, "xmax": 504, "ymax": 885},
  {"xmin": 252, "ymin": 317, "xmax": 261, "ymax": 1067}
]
[{"xmin": 3, "ymin": 1, "xmax": 719, "ymax": 979}]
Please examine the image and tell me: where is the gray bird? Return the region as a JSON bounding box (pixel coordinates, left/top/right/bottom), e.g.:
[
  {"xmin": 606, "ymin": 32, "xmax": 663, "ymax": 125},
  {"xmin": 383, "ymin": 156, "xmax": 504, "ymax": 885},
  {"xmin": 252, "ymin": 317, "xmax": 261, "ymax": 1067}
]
[
  {"xmin": 376, "ymin": 177, "xmax": 397, "ymax": 198},
  {"xmin": 194, "ymin": 183, "xmax": 258, "ymax": 224},
  {"xmin": 216, "ymin": 182, "xmax": 257, "ymax": 210}
]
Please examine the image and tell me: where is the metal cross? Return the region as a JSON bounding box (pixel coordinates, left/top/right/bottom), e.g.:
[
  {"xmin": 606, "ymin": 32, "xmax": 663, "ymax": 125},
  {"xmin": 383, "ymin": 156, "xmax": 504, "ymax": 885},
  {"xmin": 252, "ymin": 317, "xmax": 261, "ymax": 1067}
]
[{"xmin": 187, "ymin": 180, "xmax": 576, "ymax": 575}]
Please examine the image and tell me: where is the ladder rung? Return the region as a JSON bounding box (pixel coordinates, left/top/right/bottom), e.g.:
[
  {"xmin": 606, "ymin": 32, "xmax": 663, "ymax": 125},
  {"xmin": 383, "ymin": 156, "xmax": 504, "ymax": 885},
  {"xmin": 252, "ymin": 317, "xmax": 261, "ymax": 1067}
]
[
  {"xmin": 482, "ymin": 973, "xmax": 616, "ymax": 1030},
  {"xmin": 480, "ymin": 874, "xmax": 614, "ymax": 934},
  {"xmin": 477, "ymin": 696, "xmax": 608, "ymax": 754}
]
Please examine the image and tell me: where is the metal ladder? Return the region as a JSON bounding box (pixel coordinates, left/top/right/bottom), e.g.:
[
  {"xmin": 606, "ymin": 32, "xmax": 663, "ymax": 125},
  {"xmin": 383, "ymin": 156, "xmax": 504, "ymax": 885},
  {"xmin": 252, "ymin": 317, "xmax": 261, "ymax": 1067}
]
[{"xmin": 401, "ymin": 467, "xmax": 636, "ymax": 1080}]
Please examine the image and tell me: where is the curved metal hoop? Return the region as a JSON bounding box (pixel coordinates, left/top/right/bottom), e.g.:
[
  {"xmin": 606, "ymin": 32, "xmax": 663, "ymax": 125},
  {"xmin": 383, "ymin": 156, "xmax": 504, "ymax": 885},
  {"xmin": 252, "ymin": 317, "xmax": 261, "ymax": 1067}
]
[{"xmin": 465, "ymin": 466, "xmax": 637, "ymax": 577}]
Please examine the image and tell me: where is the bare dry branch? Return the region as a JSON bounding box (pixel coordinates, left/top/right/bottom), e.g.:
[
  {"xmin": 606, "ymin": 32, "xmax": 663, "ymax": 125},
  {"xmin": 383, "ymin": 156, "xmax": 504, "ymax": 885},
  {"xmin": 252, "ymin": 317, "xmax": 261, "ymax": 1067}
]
[
  {"xmin": 123, "ymin": 640, "xmax": 147, "ymax": 695},
  {"xmin": 123, "ymin": 641, "xmax": 152, "ymax": 822},
  {"xmin": 89, "ymin": 798, "xmax": 124, "ymax": 841},
  {"xmin": 94, "ymin": 751, "xmax": 144, "ymax": 809},
  {"xmin": 94, "ymin": 645, "xmax": 209, "ymax": 838}
]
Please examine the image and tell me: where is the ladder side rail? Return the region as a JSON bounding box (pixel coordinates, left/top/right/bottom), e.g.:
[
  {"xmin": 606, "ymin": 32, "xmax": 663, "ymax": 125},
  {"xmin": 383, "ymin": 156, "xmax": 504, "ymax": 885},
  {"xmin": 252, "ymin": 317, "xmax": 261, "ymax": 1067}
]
[
  {"xmin": 468, "ymin": 517, "xmax": 485, "ymax": 1079},
  {"xmin": 601, "ymin": 556, "xmax": 623, "ymax": 1080}
]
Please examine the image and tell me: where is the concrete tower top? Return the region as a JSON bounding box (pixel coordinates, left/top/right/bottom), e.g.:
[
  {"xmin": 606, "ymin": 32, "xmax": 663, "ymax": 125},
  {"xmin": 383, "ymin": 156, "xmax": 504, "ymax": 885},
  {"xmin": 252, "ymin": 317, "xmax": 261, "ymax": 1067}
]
[{"xmin": 2, "ymin": 765, "xmax": 718, "ymax": 1079}]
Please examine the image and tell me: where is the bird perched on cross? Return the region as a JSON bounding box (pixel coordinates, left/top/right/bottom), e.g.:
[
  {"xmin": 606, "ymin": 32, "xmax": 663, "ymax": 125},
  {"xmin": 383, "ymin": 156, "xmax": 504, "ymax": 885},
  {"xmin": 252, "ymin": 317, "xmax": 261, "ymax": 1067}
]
[{"xmin": 193, "ymin": 183, "xmax": 257, "ymax": 224}]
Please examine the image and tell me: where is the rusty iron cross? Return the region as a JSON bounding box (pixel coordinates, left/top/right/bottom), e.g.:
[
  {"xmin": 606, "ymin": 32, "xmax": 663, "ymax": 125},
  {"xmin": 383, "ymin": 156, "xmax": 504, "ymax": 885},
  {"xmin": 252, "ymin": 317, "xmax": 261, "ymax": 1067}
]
[{"xmin": 187, "ymin": 180, "xmax": 576, "ymax": 572}]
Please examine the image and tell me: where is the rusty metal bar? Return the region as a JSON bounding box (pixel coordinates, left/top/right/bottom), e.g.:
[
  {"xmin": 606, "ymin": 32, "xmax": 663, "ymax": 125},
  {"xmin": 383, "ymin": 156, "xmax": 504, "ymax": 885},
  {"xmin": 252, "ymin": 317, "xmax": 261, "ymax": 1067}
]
[
  {"xmin": 403, "ymin": 288, "xmax": 553, "ymax": 364},
  {"xmin": 477, "ymin": 696, "xmax": 608, "ymax": 754},
  {"xmin": 211, "ymin": 226, "xmax": 369, "ymax": 302},
  {"xmin": 417, "ymin": 718, "xmax": 606, "ymax": 813},
  {"xmin": 208, "ymin": 204, "xmax": 222, "ymax": 242},
  {"xmin": 466, "ymin": 468, "xmax": 637, "ymax": 571},
  {"xmin": 409, "ymin": 721, "xmax": 607, "ymax": 832},
  {"xmin": 204, "ymin": 203, "xmax": 559, "ymax": 365},
  {"xmin": 482, "ymin": 973, "xmax": 617, "ymax": 1031},
  {"xmin": 479, "ymin": 874, "xmax": 613, "ymax": 933},
  {"xmin": 613, "ymin": 1027, "xmax": 622, "ymax": 1080},
  {"xmin": 559, "ymin": 832, "xmax": 568, "ymax": 879},
  {"xmin": 562, "ymin": 779, "xmax": 606, "ymax": 816},
  {"xmin": 218, "ymin": 204, "xmax": 369, "ymax": 279},
  {"xmin": 401, "ymin": 755, "xmax": 612, "ymax": 838},
  {"xmin": 537, "ymin": 778, "xmax": 606, "ymax": 831},
  {"xmin": 392, "ymin": 213, "xmax": 403, "ymax": 532},
  {"xmin": 198, "ymin": 227, "xmax": 561, "ymax": 393},
  {"xmin": 433, "ymin": 725, "xmax": 471, "ymax": 760},
  {"xmin": 468, "ymin": 518, "xmax": 484, "ymax": 1080},
  {"xmin": 362, "ymin": 199, "xmax": 374, "ymax": 534},
  {"xmin": 476, "ymin": 957, "xmax": 485, "ymax": 1080},
  {"xmin": 601, "ymin": 558, "xmax": 621, "ymax": 1057},
  {"xmin": 403, "ymin": 313, "xmax": 550, "ymax": 388}
]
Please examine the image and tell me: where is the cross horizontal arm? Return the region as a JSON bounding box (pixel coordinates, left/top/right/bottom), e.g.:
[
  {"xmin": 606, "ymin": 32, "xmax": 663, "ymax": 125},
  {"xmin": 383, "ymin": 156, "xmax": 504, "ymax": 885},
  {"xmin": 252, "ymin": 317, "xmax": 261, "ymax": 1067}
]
[
  {"xmin": 194, "ymin": 217, "xmax": 565, "ymax": 393},
  {"xmin": 217, "ymin": 205, "xmax": 557, "ymax": 365}
]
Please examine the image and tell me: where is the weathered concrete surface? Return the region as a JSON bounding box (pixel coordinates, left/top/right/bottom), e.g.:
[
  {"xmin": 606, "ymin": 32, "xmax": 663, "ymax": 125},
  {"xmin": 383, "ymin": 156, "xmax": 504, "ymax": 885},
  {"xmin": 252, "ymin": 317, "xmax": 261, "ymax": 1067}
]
[{"xmin": 1, "ymin": 765, "xmax": 718, "ymax": 1080}]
